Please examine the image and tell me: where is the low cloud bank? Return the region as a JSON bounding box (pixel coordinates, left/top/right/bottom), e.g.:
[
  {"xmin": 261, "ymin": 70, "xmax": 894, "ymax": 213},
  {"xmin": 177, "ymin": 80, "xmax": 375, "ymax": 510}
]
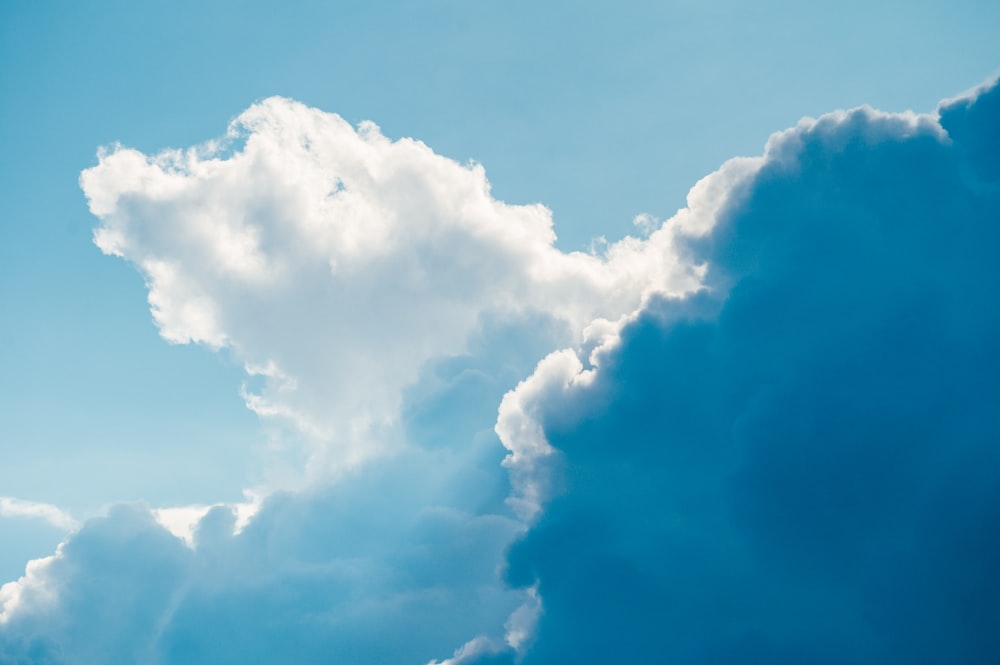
[{"xmin": 0, "ymin": 442, "xmax": 528, "ymax": 664}]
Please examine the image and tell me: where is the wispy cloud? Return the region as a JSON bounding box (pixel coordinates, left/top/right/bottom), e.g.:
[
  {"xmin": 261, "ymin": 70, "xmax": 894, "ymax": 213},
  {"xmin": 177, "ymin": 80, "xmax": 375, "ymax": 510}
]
[{"xmin": 0, "ymin": 498, "xmax": 78, "ymax": 533}]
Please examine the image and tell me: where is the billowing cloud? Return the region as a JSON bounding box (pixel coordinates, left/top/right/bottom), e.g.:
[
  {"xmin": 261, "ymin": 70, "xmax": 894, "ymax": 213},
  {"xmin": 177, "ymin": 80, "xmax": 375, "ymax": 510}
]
[
  {"xmin": 0, "ymin": 441, "xmax": 530, "ymax": 664},
  {"xmin": 497, "ymin": 78, "xmax": 1000, "ymax": 663},
  {"xmin": 14, "ymin": 101, "xmax": 711, "ymax": 663},
  {"xmin": 79, "ymin": 99, "xmax": 704, "ymax": 483},
  {"xmin": 5, "ymin": 75, "xmax": 997, "ymax": 665}
]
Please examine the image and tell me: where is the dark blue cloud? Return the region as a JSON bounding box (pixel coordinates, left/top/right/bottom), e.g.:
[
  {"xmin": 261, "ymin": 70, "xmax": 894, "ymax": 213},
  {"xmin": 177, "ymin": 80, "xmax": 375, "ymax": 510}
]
[{"xmin": 505, "ymin": 79, "xmax": 1000, "ymax": 663}]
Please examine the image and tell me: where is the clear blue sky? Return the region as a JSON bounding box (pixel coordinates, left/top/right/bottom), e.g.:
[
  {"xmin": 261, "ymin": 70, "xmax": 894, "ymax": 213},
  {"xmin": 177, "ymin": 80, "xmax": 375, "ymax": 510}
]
[{"xmin": 1, "ymin": 0, "xmax": 998, "ymax": 647}]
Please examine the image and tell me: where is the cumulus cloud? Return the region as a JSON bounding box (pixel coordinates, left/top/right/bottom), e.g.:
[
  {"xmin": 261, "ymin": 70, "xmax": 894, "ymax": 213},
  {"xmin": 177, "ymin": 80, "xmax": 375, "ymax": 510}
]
[
  {"xmin": 496, "ymin": 77, "xmax": 1000, "ymax": 663},
  {"xmin": 79, "ymin": 99, "xmax": 704, "ymax": 482},
  {"xmin": 0, "ymin": 442, "xmax": 528, "ymax": 664},
  {"xmin": 18, "ymin": 95, "xmax": 697, "ymax": 662},
  {"xmin": 0, "ymin": 315, "xmax": 556, "ymax": 664},
  {"xmin": 6, "ymin": 73, "xmax": 996, "ymax": 665}
]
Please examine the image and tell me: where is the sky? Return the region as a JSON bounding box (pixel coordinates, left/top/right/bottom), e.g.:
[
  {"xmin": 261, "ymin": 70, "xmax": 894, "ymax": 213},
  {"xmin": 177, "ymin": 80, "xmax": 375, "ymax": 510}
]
[{"xmin": 1, "ymin": 1, "xmax": 999, "ymax": 663}]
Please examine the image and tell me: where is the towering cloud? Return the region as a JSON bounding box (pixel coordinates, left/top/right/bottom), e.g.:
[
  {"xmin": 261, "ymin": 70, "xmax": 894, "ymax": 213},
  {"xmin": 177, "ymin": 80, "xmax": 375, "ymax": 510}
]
[
  {"xmin": 497, "ymin": 78, "xmax": 1000, "ymax": 663},
  {"xmin": 78, "ymin": 100, "xmax": 702, "ymax": 482},
  {"xmin": 2, "ymin": 77, "xmax": 997, "ymax": 664}
]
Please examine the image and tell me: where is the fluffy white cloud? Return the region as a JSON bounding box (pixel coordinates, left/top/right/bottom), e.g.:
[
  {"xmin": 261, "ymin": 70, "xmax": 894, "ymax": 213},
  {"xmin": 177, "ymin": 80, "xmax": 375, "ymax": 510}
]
[{"xmin": 80, "ymin": 99, "xmax": 705, "ymax": 484}]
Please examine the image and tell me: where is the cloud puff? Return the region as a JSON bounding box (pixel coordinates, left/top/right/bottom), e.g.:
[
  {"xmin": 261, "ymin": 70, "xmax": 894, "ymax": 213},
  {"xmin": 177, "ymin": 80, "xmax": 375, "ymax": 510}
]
[
  {"xmin": 79, "ymin": 99, "xmax": 704, "ymax": 483},
  {"xmin": 496, "ymin": 77, "xmax": 1000, "ymax": 663}
]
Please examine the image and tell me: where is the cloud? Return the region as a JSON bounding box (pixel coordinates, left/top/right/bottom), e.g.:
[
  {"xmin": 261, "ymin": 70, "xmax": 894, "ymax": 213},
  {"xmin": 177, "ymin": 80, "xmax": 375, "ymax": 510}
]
[
  {"xmin": 19, "ymin": 96, "xmax": 718, "ymax": 661},
  {"xmin": 8, "ymin": 73, "xmax": 996, "ymax": 665},
  {"xmin": 0, "ymin": 442, "xmax": 529, "ymax": 664},
  {"xmin": 0, "ymin": 314, "xmax": 552, "ymax": 663},
  {"xmin": 79, "ymin": 99, "xmax": 704, "ymax": 484},
  {"xmin": 18, "ymin": 95, "xmax": 694, "ymax": 662},
  {"xmin": 496, "ymin": 77, "xmax": 1000, "ymax": 663},
  {"xmin": 0, "ymin": 499, "xmax": 78, "ymax": 533}
]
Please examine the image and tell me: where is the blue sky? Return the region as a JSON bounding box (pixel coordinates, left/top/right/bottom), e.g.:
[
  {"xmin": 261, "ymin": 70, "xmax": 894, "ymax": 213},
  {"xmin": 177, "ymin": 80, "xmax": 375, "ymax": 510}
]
[{"xmin": 1, "ymin": 2, "xmax": 999, "ymax": 663}]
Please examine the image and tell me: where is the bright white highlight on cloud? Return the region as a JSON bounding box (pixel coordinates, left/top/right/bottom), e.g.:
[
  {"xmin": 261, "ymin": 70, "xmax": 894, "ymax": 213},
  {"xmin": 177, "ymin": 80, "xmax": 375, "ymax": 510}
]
[
  {"xmin": 79, "ymin": 98, "xmax": 706, "ymax": 484},
  {"xmin": 151, "ymin": 505, "xmax": 212, "ymax": 547},
  {"xmin": 0, "ymin": 551, "xmax": 61, "ymax": 625},
  {"xmin": 152, "ymin": 491, "xmax": 263, "ymax": 547}
]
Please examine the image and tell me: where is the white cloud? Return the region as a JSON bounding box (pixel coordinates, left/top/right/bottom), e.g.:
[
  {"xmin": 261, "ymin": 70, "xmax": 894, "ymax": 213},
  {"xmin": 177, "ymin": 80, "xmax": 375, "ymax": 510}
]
[
  {"xmin": 0, "ymin": 550, "xmax": 62, "ymax": 625},
  {"xmin": 494, "ymin": 349, "xmax": 589, "ymax": 521},
  {"xmin": 151, "ymin": 505, "xmax": 212, "ymax": 548},
  {"xmin": 79, "ymin": 97, "xmax": 707, "ymax": 487},
  {"xmin": 0, "ymin": 498, "xmax": 78, "ymax": 533},
  {"xmin": 427, "ymin": 637, "xmax": 505, "ymax": 665},
  {"xmin": 151, "ymin": 491, "xmax": 263, "ymax": 548}
]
